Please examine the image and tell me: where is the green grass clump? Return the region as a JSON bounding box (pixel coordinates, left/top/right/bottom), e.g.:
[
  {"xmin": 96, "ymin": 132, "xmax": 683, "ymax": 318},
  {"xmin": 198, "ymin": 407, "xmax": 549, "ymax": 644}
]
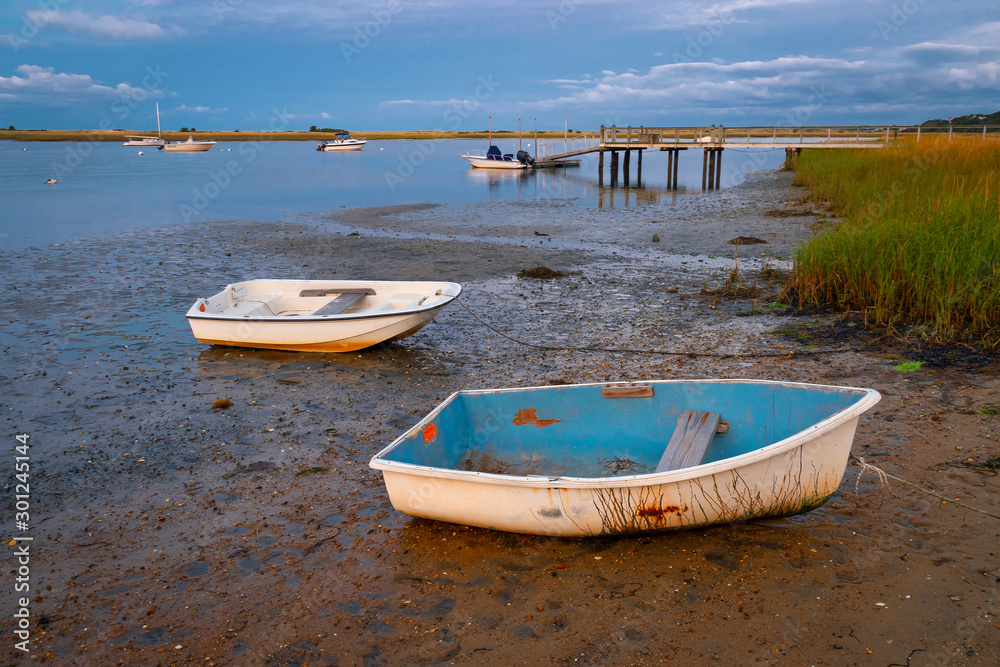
[
  {"xmin": 892, "ymin": 361, "xmax": 924, "ymax": 372},
  {"xmin": 782, "ymin": 139, "xmax": 1000, "ymax": 347}
]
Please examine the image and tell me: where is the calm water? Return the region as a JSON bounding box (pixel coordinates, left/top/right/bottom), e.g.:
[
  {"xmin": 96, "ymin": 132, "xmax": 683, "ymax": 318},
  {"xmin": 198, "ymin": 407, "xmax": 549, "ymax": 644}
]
[{"xmin": 0, "ymin": 138, "xmax": 786, "ymax": 249}]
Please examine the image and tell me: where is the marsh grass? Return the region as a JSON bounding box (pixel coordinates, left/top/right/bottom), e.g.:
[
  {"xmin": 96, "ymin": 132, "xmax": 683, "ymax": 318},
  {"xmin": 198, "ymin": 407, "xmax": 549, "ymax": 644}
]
[
  {"xmin": 782, "ymin": 139, "xmax": 1000, "ymax": 347},
  {"xmin": 711, "ymin": 245, "xmax": 769, "ymax": 299}
]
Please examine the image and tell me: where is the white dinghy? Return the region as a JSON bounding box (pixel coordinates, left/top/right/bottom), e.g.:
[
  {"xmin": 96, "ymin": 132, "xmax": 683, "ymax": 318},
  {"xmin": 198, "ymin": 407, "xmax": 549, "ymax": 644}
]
[
  {"xmin": 370, "ymin": 380, "xmax": 881, "ymax": 536},
  {"xmin": 186, "ymin": 279, "xmax": 461, "ymax": 352}
]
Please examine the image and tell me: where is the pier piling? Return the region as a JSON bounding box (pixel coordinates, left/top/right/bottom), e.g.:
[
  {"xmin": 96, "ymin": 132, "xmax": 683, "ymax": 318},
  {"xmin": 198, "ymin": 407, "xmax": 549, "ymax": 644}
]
[
  {"xmin": 584, "ymin": 123, "xmax": 903, "ymax": 193},
  {"xmin": 706, "ymin": 149, "xmax": 716, "ymax": 191},
  {"xmin": 664, "ymin": 148, "xmax": 683, "ymax": 190}
]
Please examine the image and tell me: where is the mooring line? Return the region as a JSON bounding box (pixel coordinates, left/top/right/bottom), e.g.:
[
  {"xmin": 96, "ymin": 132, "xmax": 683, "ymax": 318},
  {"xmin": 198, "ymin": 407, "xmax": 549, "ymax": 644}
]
[
  {"xmin": 453, "ymin": 294, "xmax": 849, "ymax": 360},
  {"xmin": 850, "ymin": 455, "xmax": 1000, "ymax": 521}
]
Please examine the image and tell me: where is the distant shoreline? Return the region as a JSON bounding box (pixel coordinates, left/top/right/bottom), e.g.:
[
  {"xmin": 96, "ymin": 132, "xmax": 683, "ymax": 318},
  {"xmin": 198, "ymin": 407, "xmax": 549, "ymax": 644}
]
[{"xmin": 0, "ymin": 129, "xmax": 590, "ymax": 143}]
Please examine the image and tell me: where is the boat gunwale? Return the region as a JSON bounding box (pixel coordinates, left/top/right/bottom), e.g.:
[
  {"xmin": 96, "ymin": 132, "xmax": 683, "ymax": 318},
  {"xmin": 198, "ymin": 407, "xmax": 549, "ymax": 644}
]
[
  {"xmin": 185, "ymin": 280, "xmax": 462, "ymax": 322},
  {"xmin": 369, "ymin": 379, "xmax": 881, "ymax": 489}
]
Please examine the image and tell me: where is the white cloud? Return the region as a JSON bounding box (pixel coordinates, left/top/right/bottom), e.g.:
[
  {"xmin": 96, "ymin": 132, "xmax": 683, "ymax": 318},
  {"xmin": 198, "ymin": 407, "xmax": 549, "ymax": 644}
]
[
  {"xmin": 517, "ymin": 32, "xmax": 1000, "ymax": 122},
  {"xmin": 0, "ymin": 65, "xmax": 161, "ymax": 105},
  {"xmin": 175, "ymin": 104, "xmax": 228, "ymax": 113},
  {"xmin": 249, "ymin": 111, "xmax": 333, "ymax": 120},
  {"xmin": 632, "ymin": 0, "xmax": 818, "ymax": 30},
  {"xmin": 901, "ymin": 42, "xmax": 1000, "ymax": 61},
  {"xmin": 951, "ymin": 21, "xmax": 1000, "ymax": 47},
  {"xmin": 26, "ymin": 9, "xmax": 165, "ymax": 41}
]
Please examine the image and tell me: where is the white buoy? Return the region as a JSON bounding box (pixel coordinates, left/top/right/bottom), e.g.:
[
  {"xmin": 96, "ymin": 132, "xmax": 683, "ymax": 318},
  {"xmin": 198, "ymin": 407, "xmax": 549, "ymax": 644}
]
[{"xmin": 138, "ymin": 151, "xmax": 144, "ymax": 155}]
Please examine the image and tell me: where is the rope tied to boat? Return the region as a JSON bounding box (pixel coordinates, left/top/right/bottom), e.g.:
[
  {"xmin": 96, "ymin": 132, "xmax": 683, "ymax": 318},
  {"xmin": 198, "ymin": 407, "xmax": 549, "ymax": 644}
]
[
  {"xmin": 228, "ymin": 285, "xmax": 281, "ymax": 316},
  {"xmin": 453, "ymin": 294, "xmax": 850, "ymax": 359},
  {"xmin": 849, "ymin": 455, "xmax": 1000, "ymax": 521}
]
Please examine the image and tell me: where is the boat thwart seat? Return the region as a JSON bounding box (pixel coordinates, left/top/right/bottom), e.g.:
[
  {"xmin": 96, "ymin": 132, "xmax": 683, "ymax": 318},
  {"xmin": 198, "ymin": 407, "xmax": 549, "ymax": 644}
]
[
  {"xmin": 307, "ymin": 288, "xmax": 376, "ymax": 316},
  {"xmin": 655, "ymin": 409, "xmax": 721, "ymax": 472}
]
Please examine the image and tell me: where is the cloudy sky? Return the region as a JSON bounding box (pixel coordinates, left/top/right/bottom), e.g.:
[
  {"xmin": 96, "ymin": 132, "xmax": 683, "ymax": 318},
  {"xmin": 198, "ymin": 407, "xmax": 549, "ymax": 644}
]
[{"xmin": 1, "ymin": 0, "xmax": 998, "ymax": 131}]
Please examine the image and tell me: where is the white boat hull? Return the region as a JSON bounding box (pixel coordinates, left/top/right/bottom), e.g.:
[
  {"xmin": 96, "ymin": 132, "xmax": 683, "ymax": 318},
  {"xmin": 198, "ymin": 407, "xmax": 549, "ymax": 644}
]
[
  {"xmin": 186, "ymin": 279, "xmax": 461, "ymax": 352},
  {"xmin": 370, "ymin": 380, "xmax": 881, "ymax": 536},
  {"xmin": 164, "ymin": 141, "xmax": 216, "ymax": 152},
  {"xmin": 317, "ymin": 141, "xmax": 366, "ymax": 151},
  {"xmin": 122, "ymin": 137, "xmax": 165, "ymax": 147},
  {"xmin": 461, "ymin": 155, "xmax": 528, "ymax": 169}
]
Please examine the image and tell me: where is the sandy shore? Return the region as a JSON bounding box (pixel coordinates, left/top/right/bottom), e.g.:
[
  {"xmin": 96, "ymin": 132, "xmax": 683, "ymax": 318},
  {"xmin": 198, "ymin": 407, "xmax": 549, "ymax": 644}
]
[{"xmin": 1, "ymin": 169, "xmax": 997, "ymax": 666}]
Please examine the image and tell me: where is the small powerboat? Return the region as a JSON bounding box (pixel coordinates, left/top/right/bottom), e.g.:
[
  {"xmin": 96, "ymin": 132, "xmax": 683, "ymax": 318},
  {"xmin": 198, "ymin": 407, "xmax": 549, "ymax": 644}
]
[
  {"xmin": 164, "ymin": 136, "xmax": 216, "ymax": 152},
  {"xmin": 460, "ymin": 145, "xmax": 532, "ymax": 169},
  {"xmin": 317, "ymin": 132, "xmax": 367, "ymax": 151}
]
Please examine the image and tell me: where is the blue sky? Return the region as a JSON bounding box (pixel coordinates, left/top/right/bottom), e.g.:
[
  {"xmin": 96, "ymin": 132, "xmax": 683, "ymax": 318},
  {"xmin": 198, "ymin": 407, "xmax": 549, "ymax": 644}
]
[{"xmin": 1, "ymin": 0, "xmax": 998, "ymax": 131}]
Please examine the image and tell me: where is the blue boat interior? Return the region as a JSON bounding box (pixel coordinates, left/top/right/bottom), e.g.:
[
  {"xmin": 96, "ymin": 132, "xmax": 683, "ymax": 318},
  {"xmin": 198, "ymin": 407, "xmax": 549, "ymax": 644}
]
[
  {"xmin": 380, "ymin": 383, "xmax": 866, "ymax": 477},
  {"xmin": 485, "ymin": 146, "xmax": 516, "ymax": 162}
]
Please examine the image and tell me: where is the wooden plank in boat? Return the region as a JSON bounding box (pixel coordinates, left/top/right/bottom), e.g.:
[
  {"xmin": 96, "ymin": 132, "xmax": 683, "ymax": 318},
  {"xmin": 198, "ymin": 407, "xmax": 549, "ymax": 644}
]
[
  {"xmin": 312, "ymin": 290, "xmax": 374, "ymax": 316},
  {"xmin": 655, "ymin": 409, "xmax": 721, "ymax": 473},
  {"xmin": 602, "ymin": 385, "xmax": 654, "ymax": 398},
  {"xmin": 299, "ymin": 287, "xmax": 376, "ymax": 297}
]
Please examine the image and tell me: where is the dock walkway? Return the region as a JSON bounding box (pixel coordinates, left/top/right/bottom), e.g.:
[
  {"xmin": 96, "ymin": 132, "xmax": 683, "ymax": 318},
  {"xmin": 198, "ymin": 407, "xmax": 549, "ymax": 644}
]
[{"xmin": 531, "ymin": 123, "xmax": 997, "ymax": 189}]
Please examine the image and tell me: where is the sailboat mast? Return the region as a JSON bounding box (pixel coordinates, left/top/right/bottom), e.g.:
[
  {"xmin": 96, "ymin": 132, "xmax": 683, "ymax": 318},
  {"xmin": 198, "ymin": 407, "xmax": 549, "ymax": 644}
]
[
  {"xmin": 156, "ymin": 102, "xmax": 161, "ymax": 138},
  {"xmin": 488, "ymin": 116, "xmax": 492, "ymax": 146}
]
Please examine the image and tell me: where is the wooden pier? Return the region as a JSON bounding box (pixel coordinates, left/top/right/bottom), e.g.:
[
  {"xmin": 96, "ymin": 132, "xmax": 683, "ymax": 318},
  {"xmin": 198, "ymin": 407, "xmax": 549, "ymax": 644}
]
[{"xmin": 534, "ymin": 124, "xmax": 999, "ymax": 190}]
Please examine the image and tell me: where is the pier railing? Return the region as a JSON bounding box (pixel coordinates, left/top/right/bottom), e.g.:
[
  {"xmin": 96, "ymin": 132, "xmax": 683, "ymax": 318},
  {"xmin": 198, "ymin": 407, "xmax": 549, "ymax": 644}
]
[
  {"xmin": 598, "ymin": 124, "xmax": 1000, "ymax": 148},
  {"xmin": 536, "ymin": 135, "xmax": 600, "ymax": 160},
  {"xmin": 530, "ymin": 124, "xmax": 998, "ymax": 163}
]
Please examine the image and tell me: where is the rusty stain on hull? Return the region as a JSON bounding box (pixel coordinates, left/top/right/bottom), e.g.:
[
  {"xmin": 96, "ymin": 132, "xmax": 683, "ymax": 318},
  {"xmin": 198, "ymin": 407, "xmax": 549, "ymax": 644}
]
[
  {"xmin": 636, "ymin": 504, "xmax": 683, "ymax": 521},
  {"xmin": 512, "ymin": 408, "xmax": 561, "ymax": 428},
  {"xmin": 590, "ymin": 450, "xmax": 836, "ymax": 535}
]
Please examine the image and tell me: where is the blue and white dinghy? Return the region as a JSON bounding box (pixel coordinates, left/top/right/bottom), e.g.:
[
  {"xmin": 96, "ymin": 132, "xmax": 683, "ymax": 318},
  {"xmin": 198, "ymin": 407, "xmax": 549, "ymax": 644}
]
[{"xmin": 369, "ymin": 379, "xmax": 881, "ymax": 536}]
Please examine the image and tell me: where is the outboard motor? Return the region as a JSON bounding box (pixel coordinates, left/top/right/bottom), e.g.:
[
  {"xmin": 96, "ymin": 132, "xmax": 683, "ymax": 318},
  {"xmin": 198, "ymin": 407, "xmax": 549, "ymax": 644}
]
[{"xmin": 516, "ymin": 150, "xmax": 535, "ymax": 166}]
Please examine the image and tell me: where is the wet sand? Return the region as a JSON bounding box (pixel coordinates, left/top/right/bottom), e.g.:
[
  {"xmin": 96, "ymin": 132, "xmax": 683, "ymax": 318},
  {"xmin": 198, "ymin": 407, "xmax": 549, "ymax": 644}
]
[{"xmin": 2, "ymin": 169, "xmax": 998, "ymax": 666}]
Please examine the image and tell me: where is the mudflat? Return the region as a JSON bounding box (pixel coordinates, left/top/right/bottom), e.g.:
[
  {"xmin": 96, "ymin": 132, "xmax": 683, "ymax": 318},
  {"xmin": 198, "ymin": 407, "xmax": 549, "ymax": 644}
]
[{"xmin": 2, "ymin": 170, "xmax": 997, "ymax": 665}]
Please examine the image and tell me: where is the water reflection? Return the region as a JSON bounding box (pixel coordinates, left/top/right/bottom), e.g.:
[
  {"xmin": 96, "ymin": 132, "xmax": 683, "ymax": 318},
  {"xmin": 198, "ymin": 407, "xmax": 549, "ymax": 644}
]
[
  {"xmin": 466, "ymin": 162, "xmax": 693, "ymax": 209},
  {"xmin": 2, "ymin": 139, "xmax": 788, "ymax": 249}
]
